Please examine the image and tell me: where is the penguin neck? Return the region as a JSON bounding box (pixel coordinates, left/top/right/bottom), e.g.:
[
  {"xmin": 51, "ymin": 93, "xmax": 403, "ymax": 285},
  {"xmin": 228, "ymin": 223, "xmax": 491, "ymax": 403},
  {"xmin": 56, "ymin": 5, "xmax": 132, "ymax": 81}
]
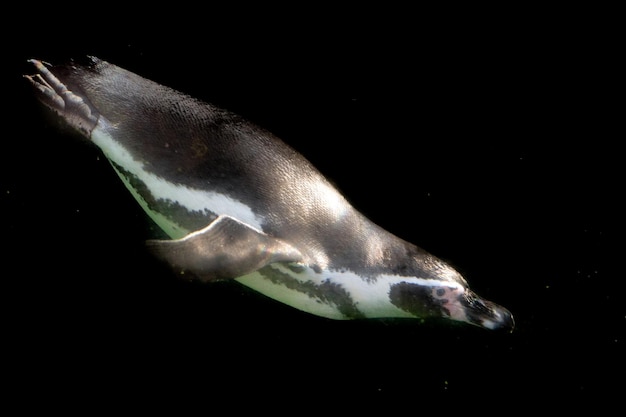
[{"xmin": 307, "ymin": 208, "xmax": 419, "ymax": 277}]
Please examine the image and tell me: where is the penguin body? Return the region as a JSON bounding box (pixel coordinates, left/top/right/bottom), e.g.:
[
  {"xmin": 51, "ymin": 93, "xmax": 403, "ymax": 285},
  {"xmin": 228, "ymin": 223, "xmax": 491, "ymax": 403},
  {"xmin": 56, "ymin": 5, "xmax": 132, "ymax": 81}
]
[{"xmin": 25, "ymin": 57, "xmax": 514, "ymax": 331}]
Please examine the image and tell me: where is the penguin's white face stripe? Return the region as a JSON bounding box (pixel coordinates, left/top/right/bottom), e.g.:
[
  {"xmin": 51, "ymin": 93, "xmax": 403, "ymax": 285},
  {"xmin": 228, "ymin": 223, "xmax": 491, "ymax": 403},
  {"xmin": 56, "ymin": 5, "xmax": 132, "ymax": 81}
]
[
  {"xmin": 340, "ymin": 270, "xmax": 467, "ymax": 319},
  {"xmin": 91, "ymin": 119, "xmax": 265, "ymax": 236}
]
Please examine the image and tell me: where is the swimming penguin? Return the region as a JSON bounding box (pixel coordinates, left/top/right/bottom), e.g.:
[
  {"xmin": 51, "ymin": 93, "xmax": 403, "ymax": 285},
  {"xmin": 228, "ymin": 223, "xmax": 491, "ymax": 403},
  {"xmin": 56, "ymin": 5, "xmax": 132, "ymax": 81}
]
[{"xmin": 24, "ymin": 56, "xmax": 514, "ymax": 331}]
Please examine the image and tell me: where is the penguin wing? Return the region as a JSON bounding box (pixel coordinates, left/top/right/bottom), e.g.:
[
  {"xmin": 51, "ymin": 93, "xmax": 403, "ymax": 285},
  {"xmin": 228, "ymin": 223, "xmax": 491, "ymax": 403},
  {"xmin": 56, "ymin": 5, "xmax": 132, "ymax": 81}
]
[{"xmin": 146, "ymin": 215, "xmax": 304, "ymax": 281}]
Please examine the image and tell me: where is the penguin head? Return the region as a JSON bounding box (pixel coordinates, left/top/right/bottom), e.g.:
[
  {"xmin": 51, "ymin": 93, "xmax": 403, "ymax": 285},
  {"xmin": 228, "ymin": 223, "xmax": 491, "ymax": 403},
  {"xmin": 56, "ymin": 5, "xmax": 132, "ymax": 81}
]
[{"xmin": 388, "ymin": 272, "xmax": 514, "ymax": 331}]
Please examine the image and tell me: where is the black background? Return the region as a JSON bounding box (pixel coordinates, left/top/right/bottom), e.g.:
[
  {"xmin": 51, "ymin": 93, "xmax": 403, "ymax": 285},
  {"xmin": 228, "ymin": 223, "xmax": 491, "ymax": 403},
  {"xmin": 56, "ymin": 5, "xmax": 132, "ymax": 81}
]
[{"xmin": 3, "ymin": 5, "xmax": 622, "ymax": 410}]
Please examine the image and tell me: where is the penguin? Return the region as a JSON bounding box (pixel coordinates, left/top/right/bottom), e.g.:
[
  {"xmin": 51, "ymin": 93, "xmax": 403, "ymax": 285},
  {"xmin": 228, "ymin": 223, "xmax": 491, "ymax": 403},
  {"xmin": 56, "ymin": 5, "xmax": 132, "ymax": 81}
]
[{"xmin": 24, "ymin": 56, "xmax": 514, "ymax": 331}]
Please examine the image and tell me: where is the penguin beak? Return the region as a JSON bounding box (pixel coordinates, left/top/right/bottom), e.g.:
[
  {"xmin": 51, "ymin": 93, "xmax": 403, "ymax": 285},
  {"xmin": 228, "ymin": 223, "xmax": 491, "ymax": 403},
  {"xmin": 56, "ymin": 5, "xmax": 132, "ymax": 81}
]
[{"xmin": 462, "ymin": 290, "xmax": 515, "ymax": 332}]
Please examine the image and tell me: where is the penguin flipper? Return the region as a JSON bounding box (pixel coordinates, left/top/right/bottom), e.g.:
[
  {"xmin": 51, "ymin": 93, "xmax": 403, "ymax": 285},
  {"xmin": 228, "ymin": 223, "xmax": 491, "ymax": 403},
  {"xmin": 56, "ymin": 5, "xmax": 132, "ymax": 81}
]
[{"xmin": 146, "ymin": 215, "xmax": 303, "ymax": 281}]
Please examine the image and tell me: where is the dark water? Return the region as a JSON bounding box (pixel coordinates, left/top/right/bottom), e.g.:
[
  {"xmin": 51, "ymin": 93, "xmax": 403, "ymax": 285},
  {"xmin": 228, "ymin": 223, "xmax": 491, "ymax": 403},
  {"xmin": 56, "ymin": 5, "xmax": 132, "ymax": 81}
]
[{"xmin": 3, "ymin": 9, "xmax": 622, "ymax": 410}]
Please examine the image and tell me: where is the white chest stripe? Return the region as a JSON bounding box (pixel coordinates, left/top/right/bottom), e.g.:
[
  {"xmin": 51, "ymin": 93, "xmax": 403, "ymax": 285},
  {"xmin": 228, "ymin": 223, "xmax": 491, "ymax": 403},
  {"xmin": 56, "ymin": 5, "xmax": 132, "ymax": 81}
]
[
  {"xmin": 91, "ymin": 119, "xmax": 265, "ymax": 233},
  {"xmin": 239, "ymin": 263, "xmax": 465, "ymax": 319}
]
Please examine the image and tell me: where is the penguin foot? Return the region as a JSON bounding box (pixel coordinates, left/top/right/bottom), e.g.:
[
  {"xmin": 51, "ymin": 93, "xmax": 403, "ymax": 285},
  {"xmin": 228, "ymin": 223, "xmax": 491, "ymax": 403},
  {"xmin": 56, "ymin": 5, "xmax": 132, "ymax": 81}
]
[{"xmin": 24, "ymin": 59, "xmax": 99, "ymax": 137}]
